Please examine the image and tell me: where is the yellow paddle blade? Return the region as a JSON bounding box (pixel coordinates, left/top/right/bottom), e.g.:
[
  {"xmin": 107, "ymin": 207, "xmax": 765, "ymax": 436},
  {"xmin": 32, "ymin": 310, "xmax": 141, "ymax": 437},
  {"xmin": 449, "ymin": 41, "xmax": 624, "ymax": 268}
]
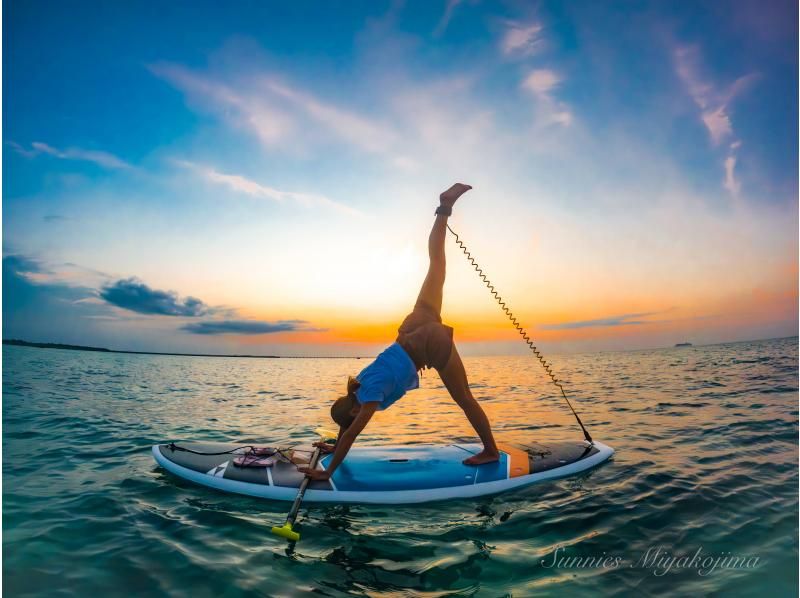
[
  {"xmin": 314, "ymin": 427, "xmax": 337, "ymax": 442},
  {"xmin": 271, "ymin": 523, "xmax": 300, "ymax": 542}
]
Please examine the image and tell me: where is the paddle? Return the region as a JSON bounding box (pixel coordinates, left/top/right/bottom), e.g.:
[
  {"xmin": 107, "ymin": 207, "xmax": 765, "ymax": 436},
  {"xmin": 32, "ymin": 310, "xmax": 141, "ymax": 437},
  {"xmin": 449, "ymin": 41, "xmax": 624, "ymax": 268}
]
[{"xmin": 271, "ymin": 428, "xmax": 336, "ymax": 542}]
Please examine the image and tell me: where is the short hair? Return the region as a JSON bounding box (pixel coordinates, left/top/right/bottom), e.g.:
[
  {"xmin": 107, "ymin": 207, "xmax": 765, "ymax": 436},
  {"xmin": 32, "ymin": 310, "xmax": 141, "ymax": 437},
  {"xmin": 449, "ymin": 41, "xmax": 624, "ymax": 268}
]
[{"xmin": 331, "ymin": 376, "xmax": 361, "ymax": 429}]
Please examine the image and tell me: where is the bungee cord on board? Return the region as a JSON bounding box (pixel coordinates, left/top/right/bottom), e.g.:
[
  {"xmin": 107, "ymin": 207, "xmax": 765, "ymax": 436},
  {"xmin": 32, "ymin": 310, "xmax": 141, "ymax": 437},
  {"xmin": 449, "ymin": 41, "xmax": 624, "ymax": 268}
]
[
  {"xmin": 166, "ymin": 442, "xmax": 313, "ymax": 465},
  {"xmin": 446, "ymin": 224, "xmax": 593, "ymax": 445}
]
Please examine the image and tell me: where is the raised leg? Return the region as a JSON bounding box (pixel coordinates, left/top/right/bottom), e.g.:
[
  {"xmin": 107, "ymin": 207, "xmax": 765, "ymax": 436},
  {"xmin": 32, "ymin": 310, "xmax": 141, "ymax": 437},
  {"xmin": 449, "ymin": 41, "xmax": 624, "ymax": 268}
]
[
  {"xmin": 414, "ymin": 183, "xmax": 472, "ymax": 315},
  {"xmin": 415, "ymin": 213, "xmax": 448, "ymax": 314},
  {"xmin": 438, "ymin": 346, "xmax": 500, "ymax": 465}
]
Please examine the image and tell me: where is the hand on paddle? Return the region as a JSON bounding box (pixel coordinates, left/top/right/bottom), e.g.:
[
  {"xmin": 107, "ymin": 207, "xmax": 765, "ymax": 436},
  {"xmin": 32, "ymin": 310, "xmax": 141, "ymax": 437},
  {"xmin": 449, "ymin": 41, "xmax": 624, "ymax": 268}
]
[
  {"xmin": 312, "ymin": 441, "xmax": 335, "ymax": 454},
  {"xmin": 297, "ymin": 466, "xmax": 331, "ymax": 481}
]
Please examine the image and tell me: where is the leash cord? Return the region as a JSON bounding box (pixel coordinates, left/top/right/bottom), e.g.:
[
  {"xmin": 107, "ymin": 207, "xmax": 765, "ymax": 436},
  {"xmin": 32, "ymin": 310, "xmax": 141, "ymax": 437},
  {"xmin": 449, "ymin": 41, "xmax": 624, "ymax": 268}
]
[{"xmin": 446, "ymin": 224, "xmax": 593, "ymax": 444}]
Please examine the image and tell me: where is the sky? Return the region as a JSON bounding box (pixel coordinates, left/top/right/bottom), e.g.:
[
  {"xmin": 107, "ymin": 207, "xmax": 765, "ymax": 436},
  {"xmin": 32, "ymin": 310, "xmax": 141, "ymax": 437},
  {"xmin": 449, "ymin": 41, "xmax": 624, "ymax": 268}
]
[{"xmin": 3, "ymin": 0, "xmax": 798, "ymax": 356}]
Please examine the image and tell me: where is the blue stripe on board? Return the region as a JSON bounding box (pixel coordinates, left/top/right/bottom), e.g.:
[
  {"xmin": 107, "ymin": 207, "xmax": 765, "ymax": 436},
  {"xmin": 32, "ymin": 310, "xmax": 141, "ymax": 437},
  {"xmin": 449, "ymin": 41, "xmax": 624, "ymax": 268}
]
[{"xmin": 322, "ymin": 445, "xmax": 508, "ymax": 491}]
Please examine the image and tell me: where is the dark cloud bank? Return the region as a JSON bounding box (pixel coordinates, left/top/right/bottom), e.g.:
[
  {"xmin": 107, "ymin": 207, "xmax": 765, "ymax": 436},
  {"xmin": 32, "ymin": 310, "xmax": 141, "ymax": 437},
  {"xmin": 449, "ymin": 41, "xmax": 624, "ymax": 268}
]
[
  {"xmin": 100, "ymin": 278, "xmax": 208, "ymax": 316},
  {"xmin": 181, "ymin": 320, "xmax": 310, "ymax": 335},
  {"xmin": 4, "ymin": 255, "xmax": 316, "ymax": 346},
  {"xmin": 3, "ymin": 254, "xmax": 110, "ymax": 344}
]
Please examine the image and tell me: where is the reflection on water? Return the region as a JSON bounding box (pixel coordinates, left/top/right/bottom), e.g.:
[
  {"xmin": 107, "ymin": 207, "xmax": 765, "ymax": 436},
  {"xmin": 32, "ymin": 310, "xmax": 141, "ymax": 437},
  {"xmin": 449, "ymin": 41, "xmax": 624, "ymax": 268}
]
[{"xmin": 3, "ymin": 337, "xmax": 798, "ymax": 596}]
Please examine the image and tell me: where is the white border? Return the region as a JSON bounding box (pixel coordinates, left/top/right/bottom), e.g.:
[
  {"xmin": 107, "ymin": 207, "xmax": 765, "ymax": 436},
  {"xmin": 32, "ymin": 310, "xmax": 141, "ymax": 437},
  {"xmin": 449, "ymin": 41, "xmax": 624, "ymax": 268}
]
[{"xmin": 152, "ymin": 442, "xmax": 615, "ymax": 505}]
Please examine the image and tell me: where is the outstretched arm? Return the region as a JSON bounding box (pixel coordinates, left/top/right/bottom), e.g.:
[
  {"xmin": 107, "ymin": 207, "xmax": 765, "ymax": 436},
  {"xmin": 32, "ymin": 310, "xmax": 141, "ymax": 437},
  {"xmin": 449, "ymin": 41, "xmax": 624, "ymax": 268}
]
[{"xmin": 298, "ymin": 402, "xmax": 379, "ymax": 480}]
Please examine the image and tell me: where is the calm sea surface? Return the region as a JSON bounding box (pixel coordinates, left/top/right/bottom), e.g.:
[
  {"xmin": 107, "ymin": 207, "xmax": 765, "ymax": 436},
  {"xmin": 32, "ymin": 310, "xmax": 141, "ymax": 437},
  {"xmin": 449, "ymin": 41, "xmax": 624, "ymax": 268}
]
[{"xmin": 3, "ymin": 337, "xmax": 798, "ymax": 597}]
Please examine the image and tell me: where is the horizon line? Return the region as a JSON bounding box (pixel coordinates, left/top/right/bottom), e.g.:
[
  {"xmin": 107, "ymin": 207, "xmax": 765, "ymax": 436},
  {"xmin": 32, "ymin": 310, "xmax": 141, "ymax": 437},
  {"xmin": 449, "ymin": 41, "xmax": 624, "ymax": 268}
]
[{"xmin": 4, "ymin": 336, "xmax": 797, "ymax": 361}]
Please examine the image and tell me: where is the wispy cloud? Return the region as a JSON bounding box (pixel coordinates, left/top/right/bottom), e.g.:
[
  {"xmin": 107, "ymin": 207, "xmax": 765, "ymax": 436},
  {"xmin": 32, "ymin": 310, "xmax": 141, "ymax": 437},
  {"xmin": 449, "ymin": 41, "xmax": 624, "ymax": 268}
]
[
  {"xmin": 504, "ymin": 19, "xmax": 572, "ymax": 128},
  {"xmin": 500, "ymin": 20, "xmax": 544, "ymax": 56},
  {"xmin": 7, "ymin": 141, "xmax": 38, "ymax": 158},
  {"xmin": 6, "ymin": 255, "xmax": 112, "ymax": 289},
  {"xmin": 540, "ymin": 312, "xmax": 660, "ymax": 330},
  {"xmin": 181, "ymin": 319, "xmax": 314, "ymax": 335},
  {"xmin": 263, "ymin": 80, "xmax": 396, "ymax": 153},
  {"xmin": 175, "ymin": 160, "xmax": 362, "ymax": 215},
  {"xmin": 522, "ymin": 69, "xmax": 560, "ymax": 96},
  {"xmin": 521, "ymin": 69, "xmax": 573, "ymax": 127},
  {"xmin": 673, "ymin": 45, "xmax": 757, "ymax": 198},
  {"xmin": 434, "ymin": 0, "xmax": 464, "ymax": 36},
  {"xmin": 151, "ymin": 63, "xmax": 397, "ymax": 158},
  {"xmin": 674, "ymin": 46, "xmax": 756, "ymax": 147},
  {"xmin": 151, "ymin": 57, "xmax": 505, "ymax": 177},
  {"xmin": 387, "ymin": 76, "xmax": 497, "ymax": 170},
  {"xmin": 150, "ymin": 63, "xmax": 294, "ymax": 146},
  {"xmin": 100, "ymin": 278, "xmax": 209, "ymax": 316},
  {"xmin": 723, "ymin": 141, "xmax": 742, "ymax": 196},
  {"xmin": 10, "ymin": 141, "xmax": 133, "ymax": 170}
]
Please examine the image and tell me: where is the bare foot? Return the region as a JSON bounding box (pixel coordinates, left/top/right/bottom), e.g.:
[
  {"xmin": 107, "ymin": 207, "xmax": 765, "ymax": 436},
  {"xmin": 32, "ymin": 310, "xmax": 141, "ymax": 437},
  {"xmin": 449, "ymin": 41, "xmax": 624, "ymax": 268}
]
[
  {"xmin": 440, "ymin": 183, "xmax": 472, "ymax": 209},
  {"xmin": 463, "ymin": 449, "xmax": 500, "ymax": 466}
]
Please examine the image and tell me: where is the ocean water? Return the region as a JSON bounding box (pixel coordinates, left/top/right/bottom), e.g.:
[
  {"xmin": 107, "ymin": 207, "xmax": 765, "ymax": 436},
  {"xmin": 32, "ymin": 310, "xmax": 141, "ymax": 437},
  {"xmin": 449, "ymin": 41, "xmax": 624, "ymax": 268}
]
[{"xmin": 3, "ymin": 337, "xmax": 798, "ymax": 597}]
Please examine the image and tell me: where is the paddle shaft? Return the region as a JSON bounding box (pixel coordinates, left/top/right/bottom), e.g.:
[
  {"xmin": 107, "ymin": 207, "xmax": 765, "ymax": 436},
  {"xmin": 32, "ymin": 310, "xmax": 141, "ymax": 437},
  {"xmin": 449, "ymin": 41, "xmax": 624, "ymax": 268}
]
[{"xmin": 283, "ymin": 446, "xmax": 323, "ymax": 527}]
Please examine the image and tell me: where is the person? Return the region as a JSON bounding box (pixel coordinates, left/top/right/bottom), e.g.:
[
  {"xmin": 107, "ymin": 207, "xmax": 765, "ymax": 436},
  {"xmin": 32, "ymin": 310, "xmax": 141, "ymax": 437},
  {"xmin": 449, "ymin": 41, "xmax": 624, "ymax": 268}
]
[{"xmin": 299, "ymin": 183, "xmax": 499, "ymax": 481}]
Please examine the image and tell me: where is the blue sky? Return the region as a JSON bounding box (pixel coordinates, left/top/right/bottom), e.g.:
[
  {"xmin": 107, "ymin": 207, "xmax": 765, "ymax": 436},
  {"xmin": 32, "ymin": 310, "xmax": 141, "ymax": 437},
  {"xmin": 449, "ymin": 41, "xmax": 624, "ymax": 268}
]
[{"xmin": 3, "ymin": 0, "xmax": 798, "ymax": 355}]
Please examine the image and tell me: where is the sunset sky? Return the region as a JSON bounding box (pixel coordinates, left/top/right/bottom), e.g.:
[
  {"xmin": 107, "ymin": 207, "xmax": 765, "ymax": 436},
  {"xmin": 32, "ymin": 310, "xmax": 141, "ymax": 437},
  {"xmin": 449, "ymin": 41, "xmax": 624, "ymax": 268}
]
[{"xmin": 4, "ymin": 0, "xmax": 798, "ymax": 356}]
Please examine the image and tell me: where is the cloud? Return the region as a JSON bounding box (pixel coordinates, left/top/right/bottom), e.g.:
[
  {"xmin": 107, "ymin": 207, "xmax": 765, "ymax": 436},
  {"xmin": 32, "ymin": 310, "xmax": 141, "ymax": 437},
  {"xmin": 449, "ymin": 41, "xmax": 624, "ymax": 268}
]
[
  {"xmin": 181, "ymin": 319, "xmax": 312, "ymax": 335},
  {"xmin": 10, "ymin": 141, "xmax": 133, "ymax": 170},
  {"xmin": 2, "ymin": 255, "xmax": 112, "ymax": 290},
  {"xmin": 700, "ymin": 107, "xmax": 732, "ymax": 146},
  {"xmin": 151, "ymin": 63, "xmax": 397, "ymax": 157},
  {"xmin": 673, "ymin": 45, "xmax": 756, "ymax": 197},
  {"xmin": 434, "ymin": 0, "xmax": 464, "ymax": 36},
  {"xmin": 500, "ymin": 20, "xmax": 544, "ymax": 56},
  {"xmin": 175, "ymin": 160, "xmax": 362, "ymax": 215},
  {"xmin": 3, "ymin": 254, "xmax": 114, "ymax": 343},
  {"xmin": 521, "ymin": 69, "xmax": 573, "ymax": 127},
  {"xmin": 100, "ymin": 278, "xmax": 209, "ymax": 316},
  {"xmin": 150, "ymin": 63, "xmax": 294, "ymax": 146},
  {"xmin": 7, "ymin": 141, "xmax": 38, "ymax": 158},
  {"xmin": 540, "ymin": 312, "xmax": 660, "ymax": 330},
  {"xmin": 263, "ymin": 80, "xmax": 396, "ymax": 154},
  {"xmin": 3, "ymin": 254, "xmax": 322, "ymax": 350},
  {"xmin": 723, "ymin": 150, "xmax": 741, "ymax": 197},
  {"xmin": 152, "ymin": 55, "xmax": 499, "ymax": 176},
  {"xmin": 673, "ymin": 45, "xmax": 757, "ymax": 146},
  {"xmin": 3, "ymin": 254, "xmax": 41, "ymax": 275},
  {"xmin": 522, "ymin": 69, "xmax": 561, "ymax": 96}
]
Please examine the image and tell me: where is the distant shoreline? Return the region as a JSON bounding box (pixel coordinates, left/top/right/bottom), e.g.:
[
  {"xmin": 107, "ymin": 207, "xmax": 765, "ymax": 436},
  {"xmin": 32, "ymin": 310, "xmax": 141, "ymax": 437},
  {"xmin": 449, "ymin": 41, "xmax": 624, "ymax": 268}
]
[
  {"xmin": 2, "ymin": 339, "xmax": 367, "ymax": 359},
  {"xmin": 4, "ymin": 336, "xmax": 796, "ymax": 360}
]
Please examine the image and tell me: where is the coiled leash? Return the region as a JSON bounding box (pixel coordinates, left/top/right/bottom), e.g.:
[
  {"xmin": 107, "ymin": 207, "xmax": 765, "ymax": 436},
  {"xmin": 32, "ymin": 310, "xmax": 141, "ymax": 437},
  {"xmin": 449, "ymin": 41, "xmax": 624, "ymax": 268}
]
[{"xmin": 446, "ymin": 225, "xmax": 593, "ymax": 444}]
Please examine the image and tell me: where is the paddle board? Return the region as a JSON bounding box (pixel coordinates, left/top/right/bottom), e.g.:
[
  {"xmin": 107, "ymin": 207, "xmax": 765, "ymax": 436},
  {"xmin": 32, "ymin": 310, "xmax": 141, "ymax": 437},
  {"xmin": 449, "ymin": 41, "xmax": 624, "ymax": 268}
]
[{"xmin": 152, "ymin": 439, "xmax": 613, "ymax": 504}]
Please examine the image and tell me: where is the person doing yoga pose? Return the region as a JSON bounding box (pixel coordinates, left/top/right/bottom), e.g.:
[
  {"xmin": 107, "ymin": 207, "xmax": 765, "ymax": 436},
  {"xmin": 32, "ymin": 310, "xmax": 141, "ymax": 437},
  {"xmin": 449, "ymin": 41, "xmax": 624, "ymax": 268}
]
[{"xmin": 299, "ymin": 183, "xmax": 499, "ymax": 481}]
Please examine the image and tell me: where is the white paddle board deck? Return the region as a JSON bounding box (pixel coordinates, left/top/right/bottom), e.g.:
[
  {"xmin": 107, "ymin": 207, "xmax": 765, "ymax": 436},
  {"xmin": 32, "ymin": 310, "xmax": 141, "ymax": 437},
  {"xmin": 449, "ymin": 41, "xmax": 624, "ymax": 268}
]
[{"xmin": 153, "ymin": 440, "xmax": 613, "ymax": 504}]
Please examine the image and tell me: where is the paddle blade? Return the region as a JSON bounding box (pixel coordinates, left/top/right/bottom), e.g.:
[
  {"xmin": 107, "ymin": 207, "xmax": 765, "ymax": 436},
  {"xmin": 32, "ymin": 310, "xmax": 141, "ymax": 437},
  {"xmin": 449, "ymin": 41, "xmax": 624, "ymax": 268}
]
[
  {"xmin": 271, "ymin": 523, "xmax": 300, "ymax": 542},
  {"xmin": 314, "ymin": 427, "xmax": 337, "ymax": 442}
]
